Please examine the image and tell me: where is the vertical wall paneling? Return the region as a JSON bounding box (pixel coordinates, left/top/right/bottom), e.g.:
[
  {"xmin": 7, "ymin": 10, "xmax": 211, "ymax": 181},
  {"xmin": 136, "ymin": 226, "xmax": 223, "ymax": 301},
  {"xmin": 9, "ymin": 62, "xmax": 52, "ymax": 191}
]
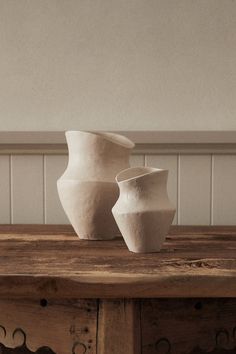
[
  {"xmin": 210, "ymin": 154, "xmax": 214, "ymax": 225},
  {"xmin": 213, "ymin": 155, "xmax": 236, "ymax": 225},
  {"xmin": 145, "ymin": 155, "xmax": 178, "ymax": 225},
  {"xmin": 1, "ymin": 147, "xmax": 236, "ymax": 226},
  {"xmin": 44, "ymin": 155, "xmax": 69, "ymax": 224},
  {"xmin": 0, "ymin": 155, "xmax": 10, "ymax": 223},
  {"xmin": 11, "ymin": 155, "xmax": 44, "ymax": 223},
  {"xmin": 177, "ymin": 154, "xmax": 181, "ymax": 225},
  {"xmin": 130, "ymin": 154, "xmax": 145, "ymax": 167},
  {"xmin": 179, "ymin": 155, "xmax": 211, "ymax": 225}
]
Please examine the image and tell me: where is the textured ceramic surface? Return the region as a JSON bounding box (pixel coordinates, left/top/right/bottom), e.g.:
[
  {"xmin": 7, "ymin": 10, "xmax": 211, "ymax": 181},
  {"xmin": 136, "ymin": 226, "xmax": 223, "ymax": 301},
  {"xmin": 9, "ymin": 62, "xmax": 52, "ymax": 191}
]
[
  {"xmin": 57, "ymin": 131, "xmax": 134, "ymax": 240},
  {"xmin": 112, "ymin": 167, "xmax": 176, "ymax": 252}
]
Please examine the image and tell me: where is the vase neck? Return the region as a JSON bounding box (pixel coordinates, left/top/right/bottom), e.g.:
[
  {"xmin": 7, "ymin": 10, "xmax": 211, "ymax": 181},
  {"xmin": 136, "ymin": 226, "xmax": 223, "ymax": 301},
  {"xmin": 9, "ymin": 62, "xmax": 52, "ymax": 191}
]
[
  {"xmin": 63, "ymin": 131, "xmax": 134, "ymax": 181},
  {"xmin": 117, "ymin": 168, "xmax": 169, "ymax": 200}
]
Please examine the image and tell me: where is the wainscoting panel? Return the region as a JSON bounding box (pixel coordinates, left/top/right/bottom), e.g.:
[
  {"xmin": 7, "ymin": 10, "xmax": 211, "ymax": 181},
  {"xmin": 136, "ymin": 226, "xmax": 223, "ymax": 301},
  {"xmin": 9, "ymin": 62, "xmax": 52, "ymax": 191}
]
[
  {"xmin": 130, "ymin": 154, "xmax": 145, "ymax": 167},
  {"xmin": 0, "ymin": 155, "xmax": 10, "ymax": 223},
  {"xmin": 44, "ymin": 155, "xmax": 69, "ymax": 224},
  {"xmin": 179, "ymin": 155, "xmax": 211, "ymax": 225},
  {"xmin": 213, "ymin": 155, "xmax": 236, "ymax": 225},
  {"xmin": 145, "ymin": 155, "xmax": 178, "ymax": 225},
  {"xmin": 1, "ymin": 131, "xmax": 236, "ymax": 225},
  {"xmin": 11, "ymin": 155, "xmax": 44, "ymax": 224}
]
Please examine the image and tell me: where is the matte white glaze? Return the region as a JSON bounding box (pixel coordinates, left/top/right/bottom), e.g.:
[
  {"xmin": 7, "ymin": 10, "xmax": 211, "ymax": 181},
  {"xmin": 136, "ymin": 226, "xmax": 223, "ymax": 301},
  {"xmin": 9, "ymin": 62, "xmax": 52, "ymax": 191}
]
[
  {"xmin": 112, "ymin": 167, "xmax": 176, "ymax": 252},
  {"xmin": 57, "ymin": 131, "xmax": 134, "ymax": 240}
]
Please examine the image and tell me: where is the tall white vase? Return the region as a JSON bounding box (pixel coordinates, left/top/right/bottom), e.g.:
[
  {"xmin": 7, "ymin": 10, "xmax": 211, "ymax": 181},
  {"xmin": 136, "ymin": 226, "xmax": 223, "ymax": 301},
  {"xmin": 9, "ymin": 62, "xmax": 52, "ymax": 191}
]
[
  {"xmin": 57, "ymin": 131, "xmax": 134, "ymax": 240},
  {"xmin": 112, "ymin": 167, "xmax": 176, "ymax": 252}
]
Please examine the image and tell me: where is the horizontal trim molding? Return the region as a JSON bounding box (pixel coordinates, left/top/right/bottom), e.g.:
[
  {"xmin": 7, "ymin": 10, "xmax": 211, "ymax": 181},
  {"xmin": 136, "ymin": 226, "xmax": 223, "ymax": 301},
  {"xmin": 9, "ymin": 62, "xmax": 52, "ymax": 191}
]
[
  {"xmin": 1, "ymin": 131, "xmax": 236, "ymax": 144},
  {"xmin": 1, "ymin": 131, "xmax": 236, "ymax": 154}
]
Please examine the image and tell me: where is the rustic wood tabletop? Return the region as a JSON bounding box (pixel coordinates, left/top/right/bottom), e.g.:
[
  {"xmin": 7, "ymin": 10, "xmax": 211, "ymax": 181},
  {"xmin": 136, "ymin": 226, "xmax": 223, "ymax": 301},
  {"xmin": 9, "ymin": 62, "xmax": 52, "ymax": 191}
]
[{"xmin": 0, "ymin": 225, "xmax": 235, "ymax": 299}]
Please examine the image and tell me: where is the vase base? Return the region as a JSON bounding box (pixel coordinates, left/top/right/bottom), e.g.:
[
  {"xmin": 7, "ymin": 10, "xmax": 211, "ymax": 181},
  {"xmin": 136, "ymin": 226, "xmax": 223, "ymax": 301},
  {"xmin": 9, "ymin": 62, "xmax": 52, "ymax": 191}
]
[
  {"xmin": 113, "ymin": 209, "xmax": 176, "ymax": 253},
  {"xmin": 77, "ymin": 233, "xmax": 121, "ymax": 241}
]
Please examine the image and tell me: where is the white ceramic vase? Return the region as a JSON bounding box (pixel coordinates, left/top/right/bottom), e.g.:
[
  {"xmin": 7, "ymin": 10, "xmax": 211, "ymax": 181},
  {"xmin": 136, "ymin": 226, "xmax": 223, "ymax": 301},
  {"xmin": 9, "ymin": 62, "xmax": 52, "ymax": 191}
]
[
  {"xmin": 57, "ymin": 131, "xmax": 134, "ymax": 240},
  {"xmin": 112, "ymin": 167, "xmax": 176, "ymax": 253}
]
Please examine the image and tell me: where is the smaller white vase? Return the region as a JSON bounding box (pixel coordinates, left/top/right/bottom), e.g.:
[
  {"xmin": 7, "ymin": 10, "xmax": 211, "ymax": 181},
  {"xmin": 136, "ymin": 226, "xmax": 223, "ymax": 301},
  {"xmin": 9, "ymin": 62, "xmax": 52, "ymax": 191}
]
[{"xmin": 112, "ymin": 167, "xmax": 176, "ymax": 253}]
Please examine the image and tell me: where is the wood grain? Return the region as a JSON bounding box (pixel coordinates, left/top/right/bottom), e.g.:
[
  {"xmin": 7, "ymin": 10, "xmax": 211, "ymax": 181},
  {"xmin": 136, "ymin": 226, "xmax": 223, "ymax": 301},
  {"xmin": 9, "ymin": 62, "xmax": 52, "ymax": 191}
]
[
  {"xmin": 0, "ymin": 226, "xmax": 235, "ymax": 298},
  {"xmin": 0, "ymin": 298, "xmax": 97, "ymax": 354},
  {"xmin": 97, "ymin": 299, "xmax": 141, "ymax": 354},
  {"xmin": 141, "ymin": 298, "xmax": 236, "ymax": 354}
]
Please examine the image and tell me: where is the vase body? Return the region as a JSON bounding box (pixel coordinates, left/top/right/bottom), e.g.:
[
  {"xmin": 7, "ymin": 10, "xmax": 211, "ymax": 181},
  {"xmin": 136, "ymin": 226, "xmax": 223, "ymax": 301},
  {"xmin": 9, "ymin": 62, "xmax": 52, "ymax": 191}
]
[
  {"xmin": 112, "ymin": 167, "xmax": 175, "ymax": 252},
  {"xmin": 57, "ymin": 131, "xmax": 134, "ymax": 240}
]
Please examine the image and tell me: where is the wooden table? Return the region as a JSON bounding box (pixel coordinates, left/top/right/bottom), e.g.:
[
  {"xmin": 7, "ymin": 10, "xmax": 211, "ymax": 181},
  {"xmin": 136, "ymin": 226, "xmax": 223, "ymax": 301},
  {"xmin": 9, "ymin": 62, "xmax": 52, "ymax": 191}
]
[{"xmin": 0, "ymin": 225, "xmax": 236, "ymax": 354}]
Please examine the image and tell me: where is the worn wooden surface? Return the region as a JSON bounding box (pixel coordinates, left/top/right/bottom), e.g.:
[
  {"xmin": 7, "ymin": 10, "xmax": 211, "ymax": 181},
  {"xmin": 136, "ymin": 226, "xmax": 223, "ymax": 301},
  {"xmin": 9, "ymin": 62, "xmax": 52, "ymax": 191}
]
[
  {"xmin": 97, "ymin": 299, "xmax": 141, "ymax": 354},
  {"xmin": 141, "ymin": 298, "xmax": 236, "ymax": 354},
  {"xmin": 0, "ymin": 225, "xmax": 236, "ymax": 298},
  {"xmin": 1, "ymin": 298, "xmax": 236, "ymax": 354},
  {"xmin": 0, "ymin": 298, "xmax": 97, "ymax": 354}
]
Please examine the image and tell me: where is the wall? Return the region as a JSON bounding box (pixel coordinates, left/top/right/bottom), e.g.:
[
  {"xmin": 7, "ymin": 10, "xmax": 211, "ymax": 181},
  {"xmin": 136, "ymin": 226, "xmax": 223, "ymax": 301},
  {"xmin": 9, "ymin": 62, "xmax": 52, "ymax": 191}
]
[
  {"xmin": 1, "ymin": 131, "xmax": 236, "ymax": 225},
  {"xmin": 0, "ymin": 0, "xmax": 236, "ymax": 131}
]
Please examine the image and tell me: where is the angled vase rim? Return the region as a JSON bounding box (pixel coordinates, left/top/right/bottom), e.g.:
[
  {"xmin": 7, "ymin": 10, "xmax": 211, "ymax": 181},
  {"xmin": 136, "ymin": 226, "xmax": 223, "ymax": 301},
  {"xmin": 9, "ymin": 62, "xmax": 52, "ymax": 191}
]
[
  {"xmin": 65, "ymin": 130, "xmax": 135, "ymax": 149},
  {"xmin": 116, "ymin": 167, "xmax": 168, "ymax": 184}
]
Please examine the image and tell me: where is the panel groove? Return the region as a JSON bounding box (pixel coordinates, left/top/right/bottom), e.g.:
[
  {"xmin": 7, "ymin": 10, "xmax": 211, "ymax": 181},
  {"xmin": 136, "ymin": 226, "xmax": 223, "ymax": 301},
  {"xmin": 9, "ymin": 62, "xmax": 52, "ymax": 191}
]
[
  {"xmin": 130, "ymin": 155, "xmax": 145, "ymax": 167},
  {"xmin": 145, "ymin": 154, "xmax": 178, "ymax": 225},
  {"xmin": 210, "ymin": 154, "xmax": 214, "ymax": 226},
  {"xmin": 44, "ymin": 155, "xmax": 69, "ymax": 224},
  {"xmin": 11, "ymin": 155, "xmax": 44, "ymax": 224},
  {"xmin": 212, "ymin": 155, "xmax": 236, "ymax": 225},
  {"xmin": 43, "ymin": 155, "xmax": 46, "ymax": 225},
  {"xmin": 9, "ymin": 155, "xmax": 12, "ymax": 225},
  {"xmin": 0, "ymin": 155, "xmax": 10, "ymax": 223},
  {"xmin": 144, "ymin": 154, "xmax": 147, "ymax": 167},
  {"xmin": 179, "ymin": 155, "xmax": 211, "ymax": 225},
  {"xmin": 177, "ymin": 154, "xmax": 181, "ymax": 225}
]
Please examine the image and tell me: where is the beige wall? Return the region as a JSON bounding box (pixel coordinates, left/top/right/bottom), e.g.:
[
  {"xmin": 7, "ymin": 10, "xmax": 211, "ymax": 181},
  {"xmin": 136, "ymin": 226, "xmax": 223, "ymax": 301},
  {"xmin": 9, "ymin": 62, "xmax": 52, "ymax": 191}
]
[{"xmin": 0, "ymin": 0, "xmax": 235, "ymax": 131}]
